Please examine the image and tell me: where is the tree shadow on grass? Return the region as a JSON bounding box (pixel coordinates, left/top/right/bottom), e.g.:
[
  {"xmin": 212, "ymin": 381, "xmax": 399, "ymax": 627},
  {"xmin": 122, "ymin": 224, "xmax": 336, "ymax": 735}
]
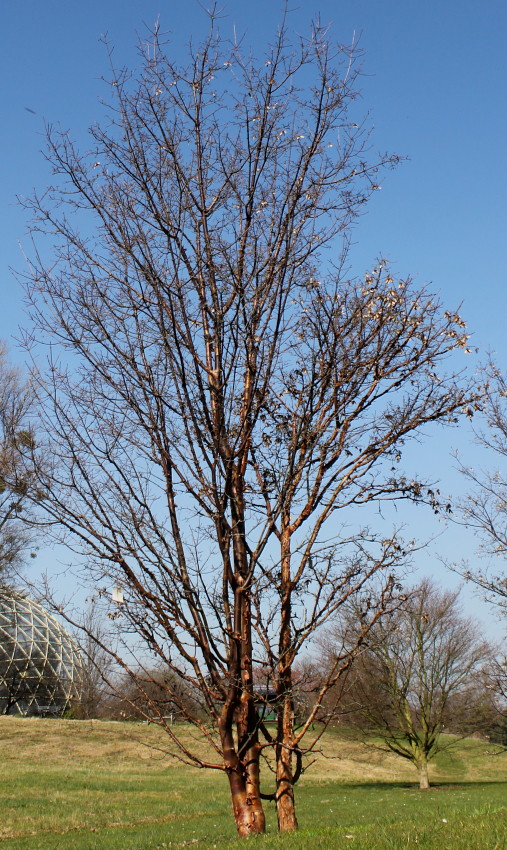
[{"xmin": 308, "ymin": 779, "xmax": 507, "ymax": 791}]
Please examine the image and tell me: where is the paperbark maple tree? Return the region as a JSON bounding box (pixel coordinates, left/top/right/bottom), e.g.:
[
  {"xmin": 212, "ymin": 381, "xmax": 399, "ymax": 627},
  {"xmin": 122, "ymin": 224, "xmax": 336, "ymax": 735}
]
[{"xmin": 21, "ymin": 9, "xmax": 476, "ymax": 836}]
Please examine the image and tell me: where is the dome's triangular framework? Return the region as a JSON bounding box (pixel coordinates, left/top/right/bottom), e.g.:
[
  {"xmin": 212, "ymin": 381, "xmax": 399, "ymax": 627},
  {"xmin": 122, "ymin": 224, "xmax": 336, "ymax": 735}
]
[{"xmin": 0, "ymin": 587, "xmax": 84, "ymax": 716}]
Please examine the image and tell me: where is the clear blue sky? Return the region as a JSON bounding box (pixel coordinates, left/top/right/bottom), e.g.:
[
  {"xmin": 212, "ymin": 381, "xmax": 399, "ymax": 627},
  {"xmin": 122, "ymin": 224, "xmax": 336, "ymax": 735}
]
[{"xmin": 1, "ymin": 1, "xmax": 506, "ymax": 634}]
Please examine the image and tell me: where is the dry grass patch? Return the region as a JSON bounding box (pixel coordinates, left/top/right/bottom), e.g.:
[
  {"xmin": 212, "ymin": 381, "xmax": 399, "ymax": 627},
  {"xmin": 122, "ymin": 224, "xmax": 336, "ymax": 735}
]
[{"xmin": 2, "ymin": 716, "xmax": 504, "ymax": 785}]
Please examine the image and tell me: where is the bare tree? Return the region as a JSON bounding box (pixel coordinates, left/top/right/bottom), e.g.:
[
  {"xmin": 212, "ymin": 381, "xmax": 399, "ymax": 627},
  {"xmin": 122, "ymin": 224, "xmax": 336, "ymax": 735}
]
[
  {"xmin": 323, "ymin": 580, "xmax": 492, "ymax": 789},
  {"xmin": 72, "ymin": 601, "xmax": 114, "ymax": 718},
  {"xmin": 481, "ymin": 655, "xmax": 507, "ymax": 744},
  {"xmin": 0, "ymin": 343, "xmax": 37, "ymax": 583},
  {"xmin": 20, "ymin": 11, "xmax": 476, "ymax": 836},
  {"xmin": 106, "ymin": 665, "xmax": 206, "ymax": 722},
  {"xmin": 454, "ymin": 363, "xmax": 507, "ymax": 616}
]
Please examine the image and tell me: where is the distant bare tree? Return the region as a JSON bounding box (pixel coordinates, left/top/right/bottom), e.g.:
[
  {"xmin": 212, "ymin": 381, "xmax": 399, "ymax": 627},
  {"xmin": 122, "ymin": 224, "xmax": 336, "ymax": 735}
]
[
  {"xmin": 470, "ymin": 654, "xmax": 507, "ymax": 745},
  {"xmin": 449, "ymin": 362, "xmax": 507, "ymax": 744},
  {"xmin": 323, "ymin": 580, "xmax": 492, "ymax": 789},
  {"xmin": 0, "ymin": 344, "xmax": 37, "ymax": 582},
  {"xmin": 72, "ymin": 602, "xmax": 114, "ymax": 718},
  {"xmin": 21, "ymin": 10, "xmax": 476, "ymax": 836},
  {"xmin": 107, "ymin": 665, "xmax": 206, "ymax": 722},
  {"xmin": 454, "ymin": 363, "xmax": 507, "ymax": 616}
]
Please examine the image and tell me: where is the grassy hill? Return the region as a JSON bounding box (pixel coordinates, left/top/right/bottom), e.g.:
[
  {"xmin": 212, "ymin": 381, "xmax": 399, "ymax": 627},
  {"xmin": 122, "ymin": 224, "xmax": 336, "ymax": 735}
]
[{"xmin": 1, "ymin": 716, "xmax": 506, "ymax": 848}]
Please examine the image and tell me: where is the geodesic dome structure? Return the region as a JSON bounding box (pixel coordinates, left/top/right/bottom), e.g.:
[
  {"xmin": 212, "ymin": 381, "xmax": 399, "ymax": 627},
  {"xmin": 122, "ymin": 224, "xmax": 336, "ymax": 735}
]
[{"xmin": 0, "ymin": 587, "xmax": 84, "ymax": 716}]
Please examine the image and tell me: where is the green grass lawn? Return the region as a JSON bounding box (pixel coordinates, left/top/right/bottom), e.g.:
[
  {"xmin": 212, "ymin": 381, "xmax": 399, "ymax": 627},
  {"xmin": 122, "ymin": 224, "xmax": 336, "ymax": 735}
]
[{"xmin": 1, "ymin": 717, "xmax": 506, "ymax": 849}]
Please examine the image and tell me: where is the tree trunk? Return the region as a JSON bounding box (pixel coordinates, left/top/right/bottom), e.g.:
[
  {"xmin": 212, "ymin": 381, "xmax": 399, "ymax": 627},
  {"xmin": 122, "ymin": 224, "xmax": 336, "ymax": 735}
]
[
  {"xmin": 226, "ymin": 768, "xmax": 266, "ymax": 837},
  {"xmin": 275, "ymin": 738, "xmax": 298, "ymax": 832},
  {"xmin": 417, "ymin": 756, "xmax": 430, "ymax": 790},
  {"xmin": 220, "ymin": 713, "xmax": 266, "ymax": 836},
  {"xmin": 236, "ymin": 694, "xmax": 266, "ymax": 836},
  {"xmin": 219, "ymin": 574, "xmax": 266, "ymax": 837},
  {"xmin": 275, "ymin": 523, "xmax": 299, "ymax": 832}
]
